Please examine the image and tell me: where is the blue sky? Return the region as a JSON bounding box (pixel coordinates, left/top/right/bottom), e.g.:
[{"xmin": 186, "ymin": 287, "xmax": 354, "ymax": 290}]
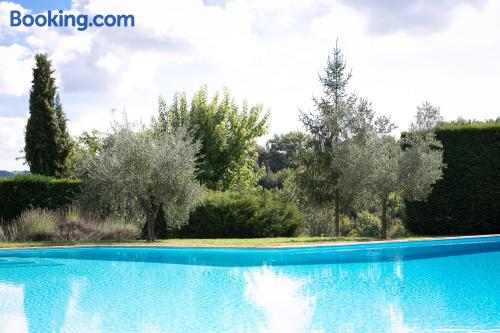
[
  {"xmin": 13, "ymin": 0, "xmax": 71, "ymax": 11},
  {"xmin": 0, "ymin": 0, "xmax": 499, "ymax": 170}
]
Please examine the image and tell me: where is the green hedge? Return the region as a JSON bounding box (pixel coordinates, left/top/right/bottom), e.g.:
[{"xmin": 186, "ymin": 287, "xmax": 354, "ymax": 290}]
[
  {"xmin": 0, "ymin": 174, "xmax": 82, "ymax": 222},
  {"xmin": 178, "ymin": 190, "xmax": 304, "ymax": 238},
  {"xmin": 405, "ymin": 122, "xmax": 500, "ymax": 235}
]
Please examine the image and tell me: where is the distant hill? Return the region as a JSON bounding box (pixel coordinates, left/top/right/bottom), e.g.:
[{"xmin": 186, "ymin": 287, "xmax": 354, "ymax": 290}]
[{"xmin": 0, "ymin": 170, "xmax": 29, "ymax": 177}]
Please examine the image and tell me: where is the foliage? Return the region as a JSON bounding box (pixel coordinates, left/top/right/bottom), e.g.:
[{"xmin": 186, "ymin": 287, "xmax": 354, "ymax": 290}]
[
  {"xmin": 66, "ymin": 129, "xmax": 104, "ymax": 177},
  {"xmin": 258, "ymin": 132, "xmax": 308, "ymax": 189},
  {"xmin": 0, "ymin": 225, "xmax": 6, "ymax": 241},
  {"xmin": 331, "ymin": 112, "xmax": 394, "ymax": 207},
  {"xmin": 54, "ymin": 93, "xmax": 73, "ymax": 176},
  {"xmin": 298, "ymin": 42, "xmax": 384, "ymax": 236},
  {"xmin": 25, "ymin": 54, "xmax": 71, "ymax": 177},
  {"xmin": 347, "ymin": 211, "xmax": 381, "ymax": 238},
  {"xmin": 405, "ymin": 122, "xmax": 500, "ymax": 235},
  {"xmin": 77, "ymin": 121, "xmax": 201, "ymax": 241},
  {"xmin": 259, "ymin": 168, "xmax": 294, "ymax": 190},
  {"xmin": 6, "ymin": 207, "xmax": 140, "ymax": 242},
  {"xmin": 388, "ymin": 218, "xmax": 409, "ymax": 239},
  {"xmin": 298, "ymin": 43, "xmax": 350, "ymax": 207},
  {"xmin": 178, "ymin": 190, "xmax": 304, "ymax": 238},
  {"xmin": 9, "ymin": 208, "xmax": 56, "ymax": 241},
  {"xmin": 410, "ymin": 101, "xmax": 444, "ymax": 131},
  {"xmin": 259, "ymin": 132, "xmax": 308, "ymax": 172},
  {"xmin": 340, "ymin": 215, "xmax": 355, "ymax": 236},
  {"xmin": 341, "ymin": 213, "xmax": 408, "ymax": 238},
  {"xmin": 152, "ymin": 87, "xmax": 269, "ymax": 190},
  {"xmin": 303, "ymin": 205, "xmax": 335, "ymax": 237},
  {"xmin": 0, "ymin": 174, "xmax": 82, "ymax": 222},
  {"xmin": 358, "ymin": 102, "xmax": 445, "ymax": 238}
]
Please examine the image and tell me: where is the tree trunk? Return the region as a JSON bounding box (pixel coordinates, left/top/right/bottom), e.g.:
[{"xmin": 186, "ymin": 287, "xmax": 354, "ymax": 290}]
[
  {"xmin": 381, "ymin": 198, "xmax": 388, "ymax": 239},
  {"xmin": 146, "ymin": 204, "xmax": 160, "ymax": 242},
  {"xmin": 334, "ymin": 189, "xmax": 340, "ymax": 237}
]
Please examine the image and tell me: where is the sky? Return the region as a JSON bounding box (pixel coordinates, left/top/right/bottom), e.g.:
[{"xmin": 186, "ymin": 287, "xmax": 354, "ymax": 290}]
[{"xmin": 0, "ymin": 0, "xmax": 499, "ymax": 170}]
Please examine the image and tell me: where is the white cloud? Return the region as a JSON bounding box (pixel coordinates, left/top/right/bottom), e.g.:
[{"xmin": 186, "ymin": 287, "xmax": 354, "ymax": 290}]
[
  {"xmin": 96, "ymin": 52, "xmax": 120, "ymax": 74},
  {"xmin": 0, "ymin": 116, "xmax": 26, "ymax": 170},
  {"xmin": 0, "ymin": 1, "xmax": 30, "ymax": 33},
  {"xmin": 0, "ymin": 44, "xmax": 33, "ymax": 96}
]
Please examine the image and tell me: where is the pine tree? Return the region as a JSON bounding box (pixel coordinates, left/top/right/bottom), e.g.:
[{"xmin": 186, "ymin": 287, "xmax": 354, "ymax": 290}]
[
  {"xmin": 298, "ymin": 42, "xmax": 354, "ymax": 236},
  {"xmin": 25, "ymin": 54, "xmax": 70, "ymax": 177}
]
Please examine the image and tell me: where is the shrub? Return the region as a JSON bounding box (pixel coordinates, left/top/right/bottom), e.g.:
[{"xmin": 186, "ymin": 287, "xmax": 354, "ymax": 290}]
[
  {"xmin": 348, "ymin": 211, "xmax": 381, "ymax": 238},
  {"xmin": 405, "ymin": 122, "xmax": 500, "ymax": 234},
  {"xmin": 9, "ymin": 208, "xmax": 57, "ymax": 241},
  {"xmin": 178, "ymin": 190, "xmax": 304, "ymax": 238},
  {"xmin": 303, "ymin": 205, "xmax": 335, "ymax": 237},
  {"xmin": 0, "ymin": 174, "xmax": 82, "ymax": 222},
  {"xmin": 0, "ymin": 225, "xmax": 6, "ymax": 241},
  {"xmin": 8, "ymin": 207, "xmax": 140, "ymax": 241},
  {"xmin": 340, "ymin": 215, "xmax": 354, "ymax": 236},
  {"xmin": 388, "ymin": 218, "xmax": 409, "ymax": 239},
  {"xmin": 101, "ymin": 216, "xmax": 142, "ymax": 241}
]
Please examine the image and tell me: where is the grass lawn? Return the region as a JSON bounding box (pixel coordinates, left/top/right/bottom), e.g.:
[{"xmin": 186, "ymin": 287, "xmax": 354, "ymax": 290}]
[
  {"xmin": 0, "ymin": 235, "xmax": 492, "ymax": 249},
  {"xmin": 0, "ymin": 236, "xmax": 397, "ymax": 248}
]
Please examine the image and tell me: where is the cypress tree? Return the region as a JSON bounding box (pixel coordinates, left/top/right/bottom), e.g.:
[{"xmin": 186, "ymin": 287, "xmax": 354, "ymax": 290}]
[
  {"xmin": 54, "ymin": 93, "xmax": 72, "ymax": 177},
  {"xmin": 25, "ymin": 54, "xmax": 70, "ymax": 177}
]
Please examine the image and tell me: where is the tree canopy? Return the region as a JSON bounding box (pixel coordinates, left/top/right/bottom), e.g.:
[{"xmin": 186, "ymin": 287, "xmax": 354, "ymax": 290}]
[
  {"xmin": 298, "ymin": 42, "xmax": 372, "ymax": 235},
  {"xmin": 152, "ymin": 86, "xmax": 269, "ymax": 190},
  {"xmin": 25, "ymin": 54, "xmax": 72, "ymax": 177},
  {"xmin": 258, "ymin": 131, "xmax": 308, "ymax": 173},
  {"xmin": 77, "ymin": 121, "xmax": 201, "ymax": 241}
]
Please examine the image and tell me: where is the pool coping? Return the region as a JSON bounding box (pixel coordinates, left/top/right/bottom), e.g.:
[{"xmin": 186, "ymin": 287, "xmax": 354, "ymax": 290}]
[{"xmin": 1, "ymin": 234, "xmax": 499, "ymax": 250}]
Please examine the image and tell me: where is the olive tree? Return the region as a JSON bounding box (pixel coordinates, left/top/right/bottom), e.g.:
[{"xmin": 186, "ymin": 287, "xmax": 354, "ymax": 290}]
[
  {"xmin": 397, "ymin": 102, "xmax": 446, "ymax": 206},
  {"xmin": 367, "ymin": 136, "xmax": 403, "ymax": 238},
  {"xmin": 328, "ymin": 101, "xmax": 391, "ymax": 206},
  {"xmin": 331, "ymin": 102, "xmax": 445, "ymax": 239},
  {"xmin": 368, "ymin": 103, "xmax": 445, "ymax": 238},
  {"xmin": 77, "ymin": 122, "xmax": 201, "ymax": 241}
]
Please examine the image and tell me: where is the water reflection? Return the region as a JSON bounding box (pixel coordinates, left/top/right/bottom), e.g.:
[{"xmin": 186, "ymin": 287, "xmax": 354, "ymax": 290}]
[
  {"xmin": 0, "ymin": 246, "xmax": 499, "ymax": 332},
  {"xmin": 387, "ymin": 304, "xmax": 414, "ymax": 333},
  {"xmin": 244, "ymin": 267, "xmax": 321, "ymax": 333},
  {"xmin": 0, "ymin": 283, "xmax": 28, "ymax": 333},
  {"xmin": 60, "ymin": 280, "xmax": 102, "ymax": 333}
]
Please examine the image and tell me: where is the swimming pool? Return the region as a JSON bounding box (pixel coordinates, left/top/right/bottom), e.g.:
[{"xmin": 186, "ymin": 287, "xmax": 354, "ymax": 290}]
[{"xmin": 1, "ymin": 236, "xmax": 499, "ymax": 332}]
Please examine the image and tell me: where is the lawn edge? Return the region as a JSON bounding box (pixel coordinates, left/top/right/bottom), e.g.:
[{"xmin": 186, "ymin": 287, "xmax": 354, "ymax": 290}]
[{"xmin": 0, "ymin": 234, "xmax": 499, "ymax": 250}]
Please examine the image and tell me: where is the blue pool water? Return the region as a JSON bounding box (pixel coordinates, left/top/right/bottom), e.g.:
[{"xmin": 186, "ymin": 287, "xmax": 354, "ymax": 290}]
[{"xmin": 1, "ymin": 237, "xmax": 499, "ymax": 333}]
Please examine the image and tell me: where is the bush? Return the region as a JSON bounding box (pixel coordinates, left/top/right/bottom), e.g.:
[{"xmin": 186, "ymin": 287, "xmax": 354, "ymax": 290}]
[
  {"xmin": 348, "ymin": 211, "xmax": 381, "ymax": 238},
  {"xmin": 9, "ymin": 208, "xmax": 57, "ymax": 241},
  {"xmin": 7, "ymin": 207, "xmax": 140, "ymax": 241},
  {"xmin": 178, "ymin": 190, "xmax": 304, "ymax": 238},
  {"xmin": 0, "ymin": 174, "xmax": 82, "ymax": 222},
  {"xmin": 303, "ymin": 205, "xmax": 335, "ymax": 237},
  {"xmin": 0, "ymin": 225, "xmax": 6, "ymax": 241},
  {"xmin": 100, "ymin": 216, "xmax": 141, "ymax": 241},
  {"xmin": 388, "ymin": 218, "xmax": 409, "ymax": 239},
  {"xmin": 405, "ymin": 123, "xmax": 500, "ymax": 234},
  {"xmin": 340, "ymin": 215, "xmax": 354, "ymax": 236}
]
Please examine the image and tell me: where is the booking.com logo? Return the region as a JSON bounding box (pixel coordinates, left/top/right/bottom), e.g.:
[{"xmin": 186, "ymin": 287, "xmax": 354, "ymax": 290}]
[{"xmin": 10, "ymin": 10, "xmax": 135, "ymax": 31}]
